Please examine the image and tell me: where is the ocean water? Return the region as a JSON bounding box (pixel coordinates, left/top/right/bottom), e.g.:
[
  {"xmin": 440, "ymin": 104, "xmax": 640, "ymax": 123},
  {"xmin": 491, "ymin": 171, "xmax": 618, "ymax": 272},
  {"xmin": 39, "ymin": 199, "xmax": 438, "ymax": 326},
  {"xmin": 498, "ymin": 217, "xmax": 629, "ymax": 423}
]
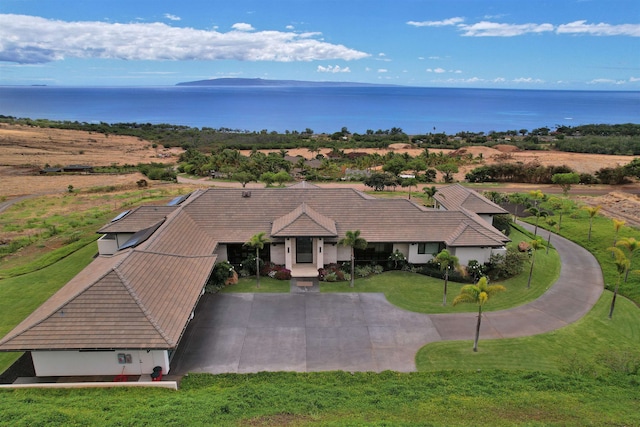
[{"xmin": 0, "ymin": 85, "xmax": 638, "ymax": 134}]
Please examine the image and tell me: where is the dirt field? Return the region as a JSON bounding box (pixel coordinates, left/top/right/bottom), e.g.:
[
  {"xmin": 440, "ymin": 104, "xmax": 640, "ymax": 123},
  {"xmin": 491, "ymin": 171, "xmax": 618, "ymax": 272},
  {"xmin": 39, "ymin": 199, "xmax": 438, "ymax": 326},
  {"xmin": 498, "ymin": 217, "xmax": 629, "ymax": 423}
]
[
  {"xmin": 0, "ymin": 124, "xmax": 182, "ymax": 197},
  {"xmin": 1, "ymin": 125, "xmax": 639, "ymax": 226},
  {"xmin": 243, "ymin": 143, "xmax": 636, "ymax": 181}
]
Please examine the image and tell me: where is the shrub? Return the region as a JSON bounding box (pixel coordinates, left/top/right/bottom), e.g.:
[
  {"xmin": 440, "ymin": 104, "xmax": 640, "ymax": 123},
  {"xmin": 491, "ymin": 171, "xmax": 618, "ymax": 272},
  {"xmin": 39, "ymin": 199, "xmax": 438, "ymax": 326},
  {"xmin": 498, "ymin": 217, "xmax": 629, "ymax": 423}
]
[
  {"xmin": 492, "ymin": 214, "xmax": 512, "ymax": 236},
  {"xmin": 354, "ymin": 265, "xmax": 373, "ymax": 278},
  {"xmin": 319, "ymin": 264, "xmax": 346, "ymax": 281},
  {"xmin": 240, "ymin": 254, "xmax": 263, "ymax": 276},
  {"xmin": 388, "ymin": 250, "xmax": 407, "ymax": 270},
  {"xmin": 485, "ymin": 246, "xmax": 529, "ymax": 280},
  {"xmin": 206, "ymin": 261, "xmax": 235, "ymax": 293}
]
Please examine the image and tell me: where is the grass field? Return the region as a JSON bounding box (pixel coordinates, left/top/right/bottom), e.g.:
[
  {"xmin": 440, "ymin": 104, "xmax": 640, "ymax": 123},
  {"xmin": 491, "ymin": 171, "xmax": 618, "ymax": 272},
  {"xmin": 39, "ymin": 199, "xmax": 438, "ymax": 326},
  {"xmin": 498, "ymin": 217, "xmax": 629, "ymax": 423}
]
[{"xmin": 0, "ymin": 369, "xmax": 638, "ymax": 426}]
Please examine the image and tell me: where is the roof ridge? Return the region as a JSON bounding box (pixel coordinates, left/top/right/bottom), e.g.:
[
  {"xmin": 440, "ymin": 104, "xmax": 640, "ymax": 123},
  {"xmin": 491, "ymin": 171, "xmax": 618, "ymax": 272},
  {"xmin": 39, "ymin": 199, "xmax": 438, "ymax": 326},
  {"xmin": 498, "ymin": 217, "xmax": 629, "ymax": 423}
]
[{"xmin": 113, "ymin": 266, "xmax": 175, "ymax": 347}]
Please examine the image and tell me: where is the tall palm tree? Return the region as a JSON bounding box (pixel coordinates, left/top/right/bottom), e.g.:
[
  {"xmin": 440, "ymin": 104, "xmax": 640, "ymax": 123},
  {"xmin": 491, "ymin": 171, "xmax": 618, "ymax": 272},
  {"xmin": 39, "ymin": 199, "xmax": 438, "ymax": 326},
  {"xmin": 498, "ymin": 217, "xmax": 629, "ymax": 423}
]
[
  {"xmin": 526, "ymin": 206, "xmax": 548, "ymax": 237},
  {"xmin": 527, "ymin": 238, "xmax": 545, "ymax": 289},
  {"xmin": 607, "ymin": 247, "xmax": 630, "ymax": 319},
  {"xmin": 339, "ymin": 230, "xmax": 368, "ymax": 288},
  {"xmin": 583, "ymin": 205, "xmax": 601, "ymax": 241},
  {"xmin": 616, "ymin": 237, "xmax": 640, "ymax": 283},
  {"xmin": 244, "ymin": 232, "xmax": 270, "ymax": 288},
  {"xmin": 435, "ymin": 249, "xmax": 460, "ymax": 306},
  {"xmin": 453, "ymin": 277, "xmax": 506, "ymax": 352}
]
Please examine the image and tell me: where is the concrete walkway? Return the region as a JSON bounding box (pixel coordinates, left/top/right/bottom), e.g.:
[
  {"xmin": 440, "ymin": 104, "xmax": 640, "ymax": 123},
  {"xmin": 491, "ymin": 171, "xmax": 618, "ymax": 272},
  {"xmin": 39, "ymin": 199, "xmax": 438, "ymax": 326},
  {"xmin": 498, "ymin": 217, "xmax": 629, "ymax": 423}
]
[{"xmin": 170, "ymin": 224, "xmax": 603, "ymax": 374}]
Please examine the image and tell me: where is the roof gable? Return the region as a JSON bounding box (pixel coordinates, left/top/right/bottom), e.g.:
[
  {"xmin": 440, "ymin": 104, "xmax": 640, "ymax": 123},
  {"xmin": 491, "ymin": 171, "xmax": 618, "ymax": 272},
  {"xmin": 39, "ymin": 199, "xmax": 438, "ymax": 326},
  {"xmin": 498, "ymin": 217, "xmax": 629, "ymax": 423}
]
[
  {"xmin": 271, "ymin": 203, "xmax": 338, "ymax": 237},
  {"xmin": 435, "ymin": 184, "xmax": 507, "ymax": 215}
]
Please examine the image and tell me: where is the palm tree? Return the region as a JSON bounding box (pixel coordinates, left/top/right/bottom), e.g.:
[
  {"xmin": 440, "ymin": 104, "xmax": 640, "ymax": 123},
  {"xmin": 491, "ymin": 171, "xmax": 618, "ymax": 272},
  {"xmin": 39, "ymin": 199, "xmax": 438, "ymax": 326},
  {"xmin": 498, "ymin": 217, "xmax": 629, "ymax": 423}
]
[
  {"xmin": 582, "ymin": 205, "xmax": 601, "ymax": 241},
  {"xmin": 435, "ymin": 249, "xmax": 460, "ymax": 306},
  {"xmin": 527, "ymin": 238, "xmax": 545, "ymax": 289},
  {"xmin": 526, "ymin": 206, "xmax": 548, "ymax": 237},
  {"xmin": 423, "ymin": 186, "xmax": 438, "ymax": 207},
  {"xmin": 612, "ymin": 219, "xmax": 626, "ymax": 248},
  {"xmin": 607, "ymin": 247, "xmax": 630, "ymax": 319},
  {"xmin": 244, "ymin": 232, "xmax": 270, "ymax": 288},
  {"xmin": 548, "ymin": 197, "xmax": 570, "ymax": 231},
  {"xmin": 616, "ymin": 237, "xmax": 640, "ymax": 283},
  {"xmin": 339, "ymin": 230, "xmax": 368, "ymax": 288},
  {"xmin": 453, "ymin": 277, "xmax": 506, "ymax": 352},
  {"xmin": 508, "ymin": 193, "xmax": 528, "ymax": 222}
]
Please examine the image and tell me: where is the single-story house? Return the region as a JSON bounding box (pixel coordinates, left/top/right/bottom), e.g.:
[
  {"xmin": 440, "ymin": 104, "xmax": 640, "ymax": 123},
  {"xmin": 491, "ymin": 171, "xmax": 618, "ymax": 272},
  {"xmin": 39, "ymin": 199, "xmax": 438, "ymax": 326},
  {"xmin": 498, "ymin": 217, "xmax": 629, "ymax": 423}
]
[{"xmin": 0, "ymin": 183, "xmax": 509, "ymax": 378}]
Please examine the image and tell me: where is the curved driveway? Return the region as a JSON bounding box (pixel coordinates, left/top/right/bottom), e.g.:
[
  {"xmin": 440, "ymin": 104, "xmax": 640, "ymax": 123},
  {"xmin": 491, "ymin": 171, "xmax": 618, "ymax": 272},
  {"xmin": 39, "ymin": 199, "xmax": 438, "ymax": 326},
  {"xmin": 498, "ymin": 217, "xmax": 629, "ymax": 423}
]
[{"xmin": 170, "ymin": 224, "xmax": 603, "ymax": 374}]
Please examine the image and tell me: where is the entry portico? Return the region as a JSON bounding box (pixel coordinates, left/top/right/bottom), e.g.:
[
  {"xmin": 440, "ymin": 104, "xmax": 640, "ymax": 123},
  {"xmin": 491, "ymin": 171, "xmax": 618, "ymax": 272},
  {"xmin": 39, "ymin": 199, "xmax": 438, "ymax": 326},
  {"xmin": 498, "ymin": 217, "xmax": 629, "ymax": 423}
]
[{"xmin": 271, "ymin": 202, "xmax": 338, "ymax": 277}]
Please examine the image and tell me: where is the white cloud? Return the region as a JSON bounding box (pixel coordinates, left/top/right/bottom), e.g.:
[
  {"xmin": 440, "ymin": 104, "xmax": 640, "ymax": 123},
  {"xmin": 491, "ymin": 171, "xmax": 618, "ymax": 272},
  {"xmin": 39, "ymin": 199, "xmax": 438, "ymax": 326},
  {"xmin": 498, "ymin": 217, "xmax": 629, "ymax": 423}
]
[
  {"xmin": 164, "ymin": 14, "xmax": 181, "ymax": 21},
  {"xmin": 557, "ymin": 20, "xmax": 640, "ymax": 36},
  {"xmin": 427, "ymin": 68, "xmax": 460, "ymax": 74},
  {"xmin": 317, "ymin": 65, "xmax": 351, "ymax": 73},
  {"xmin": 513, "ymin": 77, "xmax": 545, "ymax": 83},
  {"xmin": 378, "ymin": 69, "xmax": 388, "ymax": 73},
  {"xmin": 460, "ymin": 21, "xmax": 554, "ymax": 37},
  {"xmin": 407, "ymin": 17, "xmax": 464, "ymax": 27},
  {"xmin": 0, "ymin": 14, "xmax": 369, "ymax": 64},
  {"xmin": 232, "ymin": 22, "xmax": 255, "ymax": 32},
  {"xmin": 588, "ymin": 78, "xmax": 627, "ymax": 85},
  {"xmin": 630, "ymin": 77, "xmax": 640, "ymax": 82},
  {"xmin": 410, "ymin": 16, "xmax": 640, "ymax": 37},
  {"xmin": 285, "ymin": 25, "xmax": 294, "ymax": 30}
]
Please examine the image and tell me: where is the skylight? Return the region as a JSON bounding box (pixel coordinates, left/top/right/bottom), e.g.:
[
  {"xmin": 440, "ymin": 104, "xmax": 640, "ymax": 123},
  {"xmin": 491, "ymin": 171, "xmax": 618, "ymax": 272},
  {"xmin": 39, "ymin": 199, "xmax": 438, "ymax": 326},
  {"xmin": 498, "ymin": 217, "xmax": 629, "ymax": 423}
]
[{"xmin": 110, "ymin": 210, "xmax": 131, "ymax": 222}]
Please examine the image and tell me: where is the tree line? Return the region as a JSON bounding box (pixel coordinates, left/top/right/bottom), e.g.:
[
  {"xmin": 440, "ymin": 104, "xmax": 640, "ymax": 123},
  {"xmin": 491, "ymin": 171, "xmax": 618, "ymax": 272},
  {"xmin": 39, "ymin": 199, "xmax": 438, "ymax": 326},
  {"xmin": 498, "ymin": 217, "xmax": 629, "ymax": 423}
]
[{"xmin": 2, "ymin": 116, "xmax": 639, "ymax": 155}]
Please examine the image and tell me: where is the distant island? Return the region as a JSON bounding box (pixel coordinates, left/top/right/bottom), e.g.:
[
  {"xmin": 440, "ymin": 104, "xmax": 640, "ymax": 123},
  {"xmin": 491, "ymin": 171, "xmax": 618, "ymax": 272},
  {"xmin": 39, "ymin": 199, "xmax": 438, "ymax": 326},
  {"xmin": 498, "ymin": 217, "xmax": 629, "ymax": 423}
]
[{"xmin": 176, "ymin": 78, "xmax": 399, "ymax": 87}]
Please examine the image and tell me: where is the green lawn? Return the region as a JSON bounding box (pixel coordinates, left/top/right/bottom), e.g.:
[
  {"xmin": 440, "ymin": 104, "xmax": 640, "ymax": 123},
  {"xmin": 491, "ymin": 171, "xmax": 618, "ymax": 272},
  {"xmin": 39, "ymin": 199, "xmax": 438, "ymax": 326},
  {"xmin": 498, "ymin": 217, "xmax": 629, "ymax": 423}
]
[
  {"xmin": 528, "ymin": 197, "xmax": 640, "ymax": 305},
  {"xmin": 416, "ymin": 291, "xmax": 640, "ymax": 372},
  {"xmin": 321, "ymin": 227, "xmax": 560, "ymax": 314},
  {"xmin": 220, "ymin": 277, "xmax": 290, "ymax": 293},
  {"xmin": 0, "ymin": 369, "xmax": 638, "ymax": 426}
]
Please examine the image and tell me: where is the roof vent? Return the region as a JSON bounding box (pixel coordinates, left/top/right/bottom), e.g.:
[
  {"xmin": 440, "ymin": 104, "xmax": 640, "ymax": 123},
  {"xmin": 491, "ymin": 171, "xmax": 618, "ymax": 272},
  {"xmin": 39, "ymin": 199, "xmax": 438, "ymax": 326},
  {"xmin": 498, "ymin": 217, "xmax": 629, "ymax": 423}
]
[{"xmin": 242, "ymin": 191, "xmax": 252, "ymax": 198}]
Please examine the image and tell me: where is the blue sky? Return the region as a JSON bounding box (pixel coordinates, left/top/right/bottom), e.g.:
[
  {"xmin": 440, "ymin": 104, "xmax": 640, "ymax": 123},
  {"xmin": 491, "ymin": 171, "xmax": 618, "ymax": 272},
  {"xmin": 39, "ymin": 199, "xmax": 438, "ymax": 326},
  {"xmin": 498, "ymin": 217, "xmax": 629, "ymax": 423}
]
[{"xmin": 1, "ymin": 0, "xmax": 639, "ymax": 89}]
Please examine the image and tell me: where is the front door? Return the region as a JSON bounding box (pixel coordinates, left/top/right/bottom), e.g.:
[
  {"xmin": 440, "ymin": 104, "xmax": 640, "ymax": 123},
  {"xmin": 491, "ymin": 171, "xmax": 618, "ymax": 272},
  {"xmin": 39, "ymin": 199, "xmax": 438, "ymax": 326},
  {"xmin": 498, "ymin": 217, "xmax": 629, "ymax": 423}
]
[{"xmin": 296, "ymin": 237, "xmax": 313, "ymax": 263}]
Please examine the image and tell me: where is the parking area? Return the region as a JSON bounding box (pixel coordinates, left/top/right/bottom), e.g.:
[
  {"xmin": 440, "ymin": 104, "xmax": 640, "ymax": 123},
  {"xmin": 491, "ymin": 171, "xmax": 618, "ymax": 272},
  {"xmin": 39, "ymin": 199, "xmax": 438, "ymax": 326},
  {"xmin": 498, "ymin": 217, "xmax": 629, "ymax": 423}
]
[{"xmin": 170, "ymin": 292, "xmax": 441, "ymax": 374}]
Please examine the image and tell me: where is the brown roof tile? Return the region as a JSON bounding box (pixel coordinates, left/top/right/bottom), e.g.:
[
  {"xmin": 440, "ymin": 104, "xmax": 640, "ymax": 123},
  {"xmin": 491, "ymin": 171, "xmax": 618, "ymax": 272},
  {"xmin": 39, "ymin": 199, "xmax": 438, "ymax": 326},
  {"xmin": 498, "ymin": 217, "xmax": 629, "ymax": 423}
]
[
  {"xmin": 271, "ymin": 203, "xmax": 337, "ymax": 237},
  {"xmin": 98, "ymin": 206, "xmax": 178, "ymax": 233},
  {"xmin": 434, "ymin": 184, "xmax": 507, "ymax": 215}
]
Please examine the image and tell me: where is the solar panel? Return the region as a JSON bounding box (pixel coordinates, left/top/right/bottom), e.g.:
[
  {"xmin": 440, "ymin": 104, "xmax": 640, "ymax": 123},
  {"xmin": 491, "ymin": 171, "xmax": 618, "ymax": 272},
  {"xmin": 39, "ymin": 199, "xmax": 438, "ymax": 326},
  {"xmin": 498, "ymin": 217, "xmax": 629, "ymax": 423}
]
[
  {"xmin": 167, "ymin": 193, "xmax": 191, "ymax": 206},
  {"xmin": 118, "ymin": 219, "xmax": 165, "ymax": 251},
  {"xmin": 110, "ymin": 210, "xmax": 131, "ymax": 222}
]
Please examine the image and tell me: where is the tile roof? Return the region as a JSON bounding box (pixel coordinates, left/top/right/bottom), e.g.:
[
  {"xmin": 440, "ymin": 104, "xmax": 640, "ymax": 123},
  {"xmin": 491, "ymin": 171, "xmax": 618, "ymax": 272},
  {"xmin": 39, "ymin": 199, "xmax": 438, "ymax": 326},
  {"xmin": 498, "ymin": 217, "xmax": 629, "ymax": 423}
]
[
  {"xmin": 271, "ymin": 203, "xmax": 338, "ymax": 237},
  {"xmin": 0, "ymin": 185, "xmax": 508, "ymax": 352},
  {"xmin": 98, "ymin": 206, "xmax": 178, "ymax": 233},
  {"xmin": 434, "ymin": 184, "xmax": 507, "ymax": 215},
  {"xmin": 0, "ymin": 250, "xmax": 215, "ymax": 350}
]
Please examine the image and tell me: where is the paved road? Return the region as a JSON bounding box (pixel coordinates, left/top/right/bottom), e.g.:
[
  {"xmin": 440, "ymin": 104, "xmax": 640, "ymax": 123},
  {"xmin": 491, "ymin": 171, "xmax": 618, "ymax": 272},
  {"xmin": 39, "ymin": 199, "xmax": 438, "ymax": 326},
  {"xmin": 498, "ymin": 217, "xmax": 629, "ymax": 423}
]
[{"xmin": 170, "ymin": 224, "xmax": 604, "ymax": 374}]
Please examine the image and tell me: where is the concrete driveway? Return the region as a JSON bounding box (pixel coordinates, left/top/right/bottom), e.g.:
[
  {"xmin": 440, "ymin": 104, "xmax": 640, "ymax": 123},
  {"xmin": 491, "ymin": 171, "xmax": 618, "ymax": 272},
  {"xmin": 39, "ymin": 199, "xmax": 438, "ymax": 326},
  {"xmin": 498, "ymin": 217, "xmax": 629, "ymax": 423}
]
[
  {"xmin": 170, "ymin": 224, "xmax": 603, "ymax": 374},
  {"xmin": 171, "ymin": 293, "xmax": 441, "ymax": 374}
]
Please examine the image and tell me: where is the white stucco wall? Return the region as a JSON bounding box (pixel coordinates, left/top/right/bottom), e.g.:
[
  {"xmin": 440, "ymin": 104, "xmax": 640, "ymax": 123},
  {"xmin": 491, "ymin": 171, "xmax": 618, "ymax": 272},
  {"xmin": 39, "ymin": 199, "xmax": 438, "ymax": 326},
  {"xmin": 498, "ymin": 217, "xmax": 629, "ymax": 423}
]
[
  {"xmin": 407, "ymin": 242, "xmax": 439, "ymax": 264},
  {"xmin": 270, "ymin": 244, "xmax": 285, "ymax": 265},
  {"xmin": 324, "ymin": 243, "xmax": 338, "ymax": 264},
  {"xmin": 451, "ymin": 247, "xmax": 493, "ymax": 265},
  {"xmin": 479, "ymin": 214, "xmax": 493, "ymax": 225},
  {"xmin": 97, "ymin": 234, "xmax": 118, "ymax": 255},
  {"xmin": 392, "ymin": 243, "xmax": 410, "ymax": 258},
  {"xmin": 31, "ymin": 349, "xmax": 170, "ymax": 377},
  {"xmin": 337, "ymin": 245, "xmax": 351, "ymax": 263}
]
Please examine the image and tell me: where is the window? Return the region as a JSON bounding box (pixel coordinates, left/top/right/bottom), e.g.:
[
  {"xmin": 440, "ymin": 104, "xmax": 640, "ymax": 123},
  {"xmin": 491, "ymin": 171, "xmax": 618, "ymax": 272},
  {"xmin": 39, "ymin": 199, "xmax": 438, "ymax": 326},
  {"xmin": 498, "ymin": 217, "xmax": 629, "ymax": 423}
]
[
  {"xmin": 356, "ymin": 243, "xmax": 393, "ymax": 263},
  {"xmin": 417, "ymin": 242, "xmax": 439, "ymax": 256}
]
